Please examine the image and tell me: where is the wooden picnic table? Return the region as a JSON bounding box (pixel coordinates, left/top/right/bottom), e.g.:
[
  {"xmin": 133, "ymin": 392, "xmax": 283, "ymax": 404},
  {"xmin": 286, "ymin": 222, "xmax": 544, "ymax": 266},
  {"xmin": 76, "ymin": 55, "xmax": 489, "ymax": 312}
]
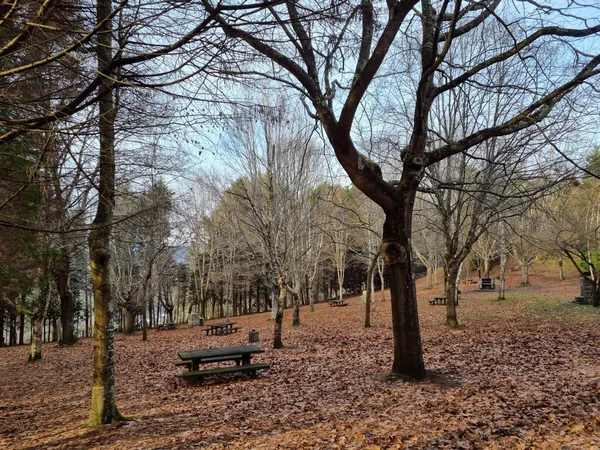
[
  {"xmin": 428, "ymin": 294, "xmax": 460, "ymax": 306},
  {"xmin": 203, "ymin": 321, "xmax": 239, "ymax": 336},
  {"xmin": 176, "ymin": 345, "xmax": 269, "ymax": 380},
  {"xmin": 329, "ymin": 298, "xmax": 348, "ymax": 307}
]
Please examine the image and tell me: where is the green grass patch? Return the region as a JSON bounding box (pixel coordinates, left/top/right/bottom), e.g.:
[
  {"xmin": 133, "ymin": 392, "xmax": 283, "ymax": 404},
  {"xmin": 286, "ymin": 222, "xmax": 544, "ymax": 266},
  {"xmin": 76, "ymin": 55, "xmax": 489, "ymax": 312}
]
[{"xmin": 524, "ymin": 297, "xmax": 600, "ymax": 322}]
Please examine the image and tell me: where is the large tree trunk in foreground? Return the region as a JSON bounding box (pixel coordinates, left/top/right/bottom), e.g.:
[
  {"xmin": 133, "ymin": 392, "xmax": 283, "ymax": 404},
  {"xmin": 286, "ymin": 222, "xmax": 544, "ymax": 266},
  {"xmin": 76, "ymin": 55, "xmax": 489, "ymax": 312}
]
[
  {"xmin": 382, "ymin": 211, "xmax": 425, "ymax": 379},
  {"xmin": 88, "ymin": 0, "xmax": 122, "ymax": 426}
]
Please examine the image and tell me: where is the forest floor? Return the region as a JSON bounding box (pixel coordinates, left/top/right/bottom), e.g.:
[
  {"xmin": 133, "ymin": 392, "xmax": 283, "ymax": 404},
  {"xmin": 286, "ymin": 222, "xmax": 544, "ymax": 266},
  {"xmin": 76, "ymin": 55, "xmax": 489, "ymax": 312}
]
[{"xmin": 1, "ymin": 261, "xmax": 600, "ymax": 449}]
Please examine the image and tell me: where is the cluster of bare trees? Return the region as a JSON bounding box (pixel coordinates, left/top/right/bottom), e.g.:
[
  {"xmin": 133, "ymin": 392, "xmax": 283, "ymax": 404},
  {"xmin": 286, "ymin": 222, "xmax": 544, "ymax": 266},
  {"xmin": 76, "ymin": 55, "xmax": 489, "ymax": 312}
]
[{"xmin": 1, "ymin": 0, "xmax": 599, "ymax": 426}]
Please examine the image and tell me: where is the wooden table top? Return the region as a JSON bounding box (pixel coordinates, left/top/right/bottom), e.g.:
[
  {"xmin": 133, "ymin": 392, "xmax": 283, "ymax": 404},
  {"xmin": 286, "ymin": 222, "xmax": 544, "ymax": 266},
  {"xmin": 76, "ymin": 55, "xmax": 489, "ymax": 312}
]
[
  {"xmin": 207, "ymin": 321, "xmax": 236, "ymax": 328},
  {"xmin": 178, "ymin": 345, "xmax": 263, "ymax": 361}
]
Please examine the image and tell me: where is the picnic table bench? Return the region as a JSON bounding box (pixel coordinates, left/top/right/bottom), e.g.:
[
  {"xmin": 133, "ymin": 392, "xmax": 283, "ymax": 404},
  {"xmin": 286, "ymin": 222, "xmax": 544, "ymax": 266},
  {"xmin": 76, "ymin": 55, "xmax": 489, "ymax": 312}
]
[
  {"xmin": 329, "ymin": 298, "xmax": 348, "ymax": 307},
  {"xmin": 479, "ymin": 278, "xmax": 496, "ymax": 290},
  {"xmin": 176, "ymin": 345, "xmax": 269, "ymax": 381},
  {"xmin": 202, "ymin": 321, "xmax": 240, "ymax": 336},
  {"xmin": 156, "ymin": 322, "xmax": 175, "ymax": 331}
]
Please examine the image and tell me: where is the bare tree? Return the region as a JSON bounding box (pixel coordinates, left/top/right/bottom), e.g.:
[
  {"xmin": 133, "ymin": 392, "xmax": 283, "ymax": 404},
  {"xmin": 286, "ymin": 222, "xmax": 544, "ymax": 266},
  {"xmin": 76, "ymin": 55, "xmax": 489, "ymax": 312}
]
[
  {"xmin": 203, "ymin": 0, "xmax": 600, "ymax": 378},
  {"xmin": 222, "ymin": 98, "xmax": 323, "ymax": 348}
]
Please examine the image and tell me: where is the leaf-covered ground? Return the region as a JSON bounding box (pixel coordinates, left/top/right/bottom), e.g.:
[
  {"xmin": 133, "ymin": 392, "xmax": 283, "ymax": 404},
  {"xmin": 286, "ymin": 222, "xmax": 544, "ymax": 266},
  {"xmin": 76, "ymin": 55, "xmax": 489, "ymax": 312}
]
[{"xmin": 1, "ymin": 263, "xmax": 600, "ymax": 449}]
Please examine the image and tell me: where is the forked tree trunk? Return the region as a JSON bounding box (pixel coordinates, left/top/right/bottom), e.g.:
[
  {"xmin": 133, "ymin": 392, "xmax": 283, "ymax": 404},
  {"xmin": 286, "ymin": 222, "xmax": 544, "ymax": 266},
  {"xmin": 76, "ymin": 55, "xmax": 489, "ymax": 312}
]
[{"xmin": 88, "ymin": 0, "xmax": 122, "ymax": 426}]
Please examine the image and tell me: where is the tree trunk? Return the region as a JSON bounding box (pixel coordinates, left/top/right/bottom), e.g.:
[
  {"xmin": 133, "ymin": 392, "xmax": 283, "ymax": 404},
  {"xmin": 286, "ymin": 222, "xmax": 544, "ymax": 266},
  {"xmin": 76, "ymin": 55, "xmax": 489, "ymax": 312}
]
[
  {"xmin": 30, "ymin": 284, "xmax": 51, "ymax": 361},
  {"xmin": 19, "ymin": 312, "xmax": 25, "ymax": 345},
  {"xmin": 377, "ymin": 259, "xmax": 386, "ymax": 302},
  {"xmin": 291, "ymin": 292, "xmax": 300, "ymax": 327},
  {"xmin": 444, "ymin": 263, "xmax": 460, "ymax": 329},
  {"xmin": 521, "ymin": 264, "xmax": 530, "ymax": 285},
  {"xmin": 9, "ymin": 310, "xmax": 17, "ymax": 346},
  {"xmin": 56, "ymin": 251, "xmax": 76, "ymax": 345},
  {"xmin": 0, "ymin": 303, "xmax": 4, "ymax": 347},
  {"xmin": 51, "ymin": 317, "xmax": 59, "ymax": 342},
  {"xmin": 498, "ymin": 247, "xmax": 507, "ymax": 300},
  {"xmin": 558, "ymin": 256, "xmax": 564, "ymax": 281},
  {"xmin": 365, "ymin": 250, "xmax": 379, "ymax": 327},
  {"xmin": 122, "ymin": 308, "xmax": 135, "ymax": 335},
  {"xmin": 425, "ymin": 265, "xmax": 433, "ymax": 289},
  {"xmin": 270, "ymin": 291, "xmax": 277, "ymax": 320},
  {"xmin": 87, "ymin": 0, "xmax": 122, "ymax": 426},
  {"xmin": 382, "ymin": 213, "xmax": 425, "ymax": 379},
  {"xmin": 273, "ymin": 283, "xmax": 285, "ymax": 348},
  {"xmin": 29, "ymin": 312, "xmax": 46, "ymax": 361},
  {"xmin": 592, "ymin": 279, "xmax": 600, "ymax": 308}
]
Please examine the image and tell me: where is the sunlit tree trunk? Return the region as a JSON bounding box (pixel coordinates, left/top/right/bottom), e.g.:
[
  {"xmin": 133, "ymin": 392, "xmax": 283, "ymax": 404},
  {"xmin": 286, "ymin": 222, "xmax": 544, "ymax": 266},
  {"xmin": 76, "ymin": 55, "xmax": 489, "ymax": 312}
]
[{"xmin": 87, "ymin": 0, "xmax": 122, "ymax": 427}]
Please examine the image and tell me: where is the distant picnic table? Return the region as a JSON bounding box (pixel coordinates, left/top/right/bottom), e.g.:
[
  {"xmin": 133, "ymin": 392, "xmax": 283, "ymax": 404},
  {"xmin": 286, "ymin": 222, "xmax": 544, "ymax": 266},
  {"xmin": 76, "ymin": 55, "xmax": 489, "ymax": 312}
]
[
  {"xmin": 175, "ymin": 345, "xmax": 269, "ymax": 381},
  {"xmin": 203, "ymin": 321, "xmax": 240, "ymax": 336},
  {"xmin": 156, "ymin": 322, "xmax": 175, "ymax": 331},
  {"xmin": 429, "ymin": 292, "xmax": 460, "ymax": 306},
  {"xmin": 329, "ymin": 298, "xmax": 348, "ymax": 307}
]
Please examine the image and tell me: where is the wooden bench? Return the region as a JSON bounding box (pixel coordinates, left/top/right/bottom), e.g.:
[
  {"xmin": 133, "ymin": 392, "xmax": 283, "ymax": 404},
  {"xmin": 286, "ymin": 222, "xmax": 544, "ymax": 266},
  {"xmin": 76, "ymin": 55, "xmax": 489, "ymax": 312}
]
[
  {"xmin": 174, "ymin": 359, "xmax": 192, "ymax": 369},
  {"xmin": 174, "ymin": 354, "xmax": 244, "ymax": 370},
  {"xmin": 157, "ymin": 323, "xmax": 176, "ymax": 331},
  {"xmin": 182, "ymin": 362, "xmax": 270, "ymax": 381},
  {"xmin": 214, "ymin": 326, "xmax": 241, "ymax": 335}
]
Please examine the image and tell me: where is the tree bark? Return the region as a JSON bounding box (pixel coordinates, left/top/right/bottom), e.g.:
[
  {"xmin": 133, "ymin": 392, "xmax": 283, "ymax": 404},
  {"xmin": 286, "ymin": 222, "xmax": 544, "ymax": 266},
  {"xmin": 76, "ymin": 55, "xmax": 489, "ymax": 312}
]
[
  {"xmin": 365, "ymin": 250, "xmax": 379, "ymax": 327},
  {"xmin": 56, "ymin": 251, "xmax": 76, "ymax": 345},
  {"xmin": 558, "ymin": 256, "xmax": 564, "ymax": 281},
  {"xmin": 87, "ymin": 0, "xmax": 122, "ymax": 427},
  {"xmin": 30, "ymin": 282, "xmax": 51, "ymax": 361},
  {"xmin": 444, "ymin": 263, "xmax": 460, "ymax": 329},
  {"xmin": 521, "ymin": 264, "xmax": 530, "ymax": 285},
  {"xmin": 273, "ymin": 283, "xmax": 285, "ymax": 348},
  {"xmin": 382, "ymin": 211, "xmax": 426, "ymax": 379},
  {"xmin": 498, "ymin": 247, "xmax": 507, "ymax": 300},
  {"xmin": 425, "ymin": 265, "xmax": 433, "ymax": 289}
]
